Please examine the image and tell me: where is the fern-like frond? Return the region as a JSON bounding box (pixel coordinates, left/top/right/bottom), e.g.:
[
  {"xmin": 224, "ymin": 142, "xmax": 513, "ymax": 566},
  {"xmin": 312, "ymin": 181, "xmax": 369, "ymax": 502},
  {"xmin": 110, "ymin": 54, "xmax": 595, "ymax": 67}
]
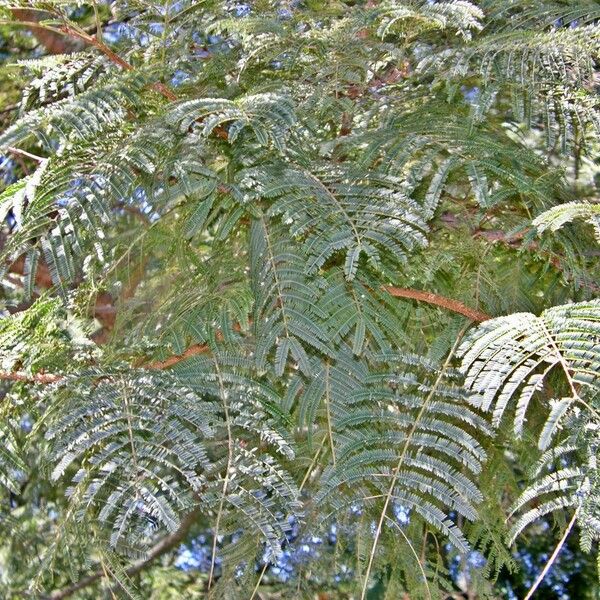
[
  {"xmin": 168, "ymin": 92, "xmax": 296, "ymax": 150},
  {"xmin": 314, "ymin": 349, "xmax": 489, "ymax": 554},
  {"xmin": 0, "ymin": 72, "xmax": 146, "ymax": 151},
  {"xmin": 18, "ymin": 52, "xmax": 112, "ymax": 111},
  {"xmin": 45, "ymin": 371, "xmax": 217, "ymax": 549},
  {"xmin": 460, "ymin": 300, "xmax": 600, "ymax": 548},
  {"xmin": 459, "ymin": 300, "xmax": 600, "ymax": 441},
  {"xmin": 250, "ymin": 217, "xmax": 331, "ymax": 376},
  {"xmin": 258, "ymin": 163, "xmax": 429, "ymax": 279},
  {"xmin": 534, "ymin": 201, "xmax": 600, "ymax": 243},
  {"xmin": 0, "ymin": 422, "xmax": 25, "ymax": 494},
  {"xmin": 374, "ymin": 1, "xmax": 484, "ymax": 41}
]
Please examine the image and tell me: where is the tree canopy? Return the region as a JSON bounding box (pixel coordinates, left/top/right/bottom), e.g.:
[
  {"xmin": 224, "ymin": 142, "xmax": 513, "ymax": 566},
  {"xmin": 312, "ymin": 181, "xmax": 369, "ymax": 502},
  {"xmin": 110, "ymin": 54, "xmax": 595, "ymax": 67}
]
[{"xmin": 0, "ymin": 1, "xmax": 599, "ymax": 598}]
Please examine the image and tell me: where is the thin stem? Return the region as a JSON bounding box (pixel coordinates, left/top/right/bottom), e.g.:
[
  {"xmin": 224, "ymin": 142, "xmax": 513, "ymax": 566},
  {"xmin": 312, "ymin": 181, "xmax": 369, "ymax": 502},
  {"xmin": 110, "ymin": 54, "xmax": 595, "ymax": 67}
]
[
  {"xmin": 324, "ymin": 361, "xmax": 336, "ymax": 465},
  {"xmin": 92, "ymin": 1, "xmax": 102, "ymax": 44},
  {"xmin": 99, "ymin": 558, "xmax": 119, "ymax": 600},
  {"xmin": 523, "ymin": 506, "xmax": 580, "ymax": 600},
  {"xmin": 7, "ymin": 147, "xmax": 45, "ymax": 163},
  {"xmin": 0, "ymin": 19, "xmax": 67, "ymax": 35},
  {"xmin": 208, "ymin": 356, "xmax": 233, "ymax": 591},
  {"xmin": 261, "ymin": 217, "xmax": 292, "ymax": 339},
  {"xmin": 360, "ymin": 327, "xmax": 468, "ymax": 600},
  {"xmin": 299, "ymin": 439, "xmax": 325, "ymax": 493},
  {"xmin": 384, "ymin": 516, "xmax": 432, "ymax": 600},
  {"xmin": 121, "ymin": 381, "xmax": 139, "ymax": 473},
  {"xmin": 249, "ymin": 560, "xmax": 269, "ymax": 600}
]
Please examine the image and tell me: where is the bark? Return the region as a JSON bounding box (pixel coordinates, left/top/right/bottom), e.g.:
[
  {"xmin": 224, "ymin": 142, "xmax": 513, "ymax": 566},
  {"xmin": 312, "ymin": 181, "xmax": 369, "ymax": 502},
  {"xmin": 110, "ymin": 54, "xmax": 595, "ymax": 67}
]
[{"xmin": 10, "ymin": 9, "xmax": 80, "ymax": 54}]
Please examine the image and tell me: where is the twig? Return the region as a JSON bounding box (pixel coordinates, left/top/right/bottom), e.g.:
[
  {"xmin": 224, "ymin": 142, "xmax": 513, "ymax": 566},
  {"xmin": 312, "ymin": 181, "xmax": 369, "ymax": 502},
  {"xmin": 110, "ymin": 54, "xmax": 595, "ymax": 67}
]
[
  {"xmin": 5, "ymin": 12, "xmax": 177, "ymax": 101},
  {"xmin": 59, "ymin": 23, "xmax": 177, "ymax": 101},
  {"xmin": 144, "ymin": 342, "xmax": 211, "ymax": 370},
  {"xmin": 6, "ymin": 146, "xmax": 45, "ymax": 163},
  {"xmin": 384, "ymin": 286, "xmax": 490, "ymax": 322},
  {"xmin": 249, "ymin": 561, "xmax": 270, "ymax": 600},
  {"xmin": 207, "ymin": 357, "xmax": 233, "ymax": 591},
  {"xmin": 45, "ymin": 507, "xmax": 201, "ymax": 600},
  {"xmin": 384, "ymin": 516, "xmax": 432, "ymax": 600},
  {"xmin": 523, "ymin": 506, "xmax": 580, "ymax": 600}
]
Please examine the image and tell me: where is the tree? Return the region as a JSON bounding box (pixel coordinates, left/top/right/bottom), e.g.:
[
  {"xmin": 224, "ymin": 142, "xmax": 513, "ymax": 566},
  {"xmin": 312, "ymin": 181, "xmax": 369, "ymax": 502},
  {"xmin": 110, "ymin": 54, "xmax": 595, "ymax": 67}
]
[{"xmin": 0, "ymin": 1, "xmax": 598, "ymax": 598}]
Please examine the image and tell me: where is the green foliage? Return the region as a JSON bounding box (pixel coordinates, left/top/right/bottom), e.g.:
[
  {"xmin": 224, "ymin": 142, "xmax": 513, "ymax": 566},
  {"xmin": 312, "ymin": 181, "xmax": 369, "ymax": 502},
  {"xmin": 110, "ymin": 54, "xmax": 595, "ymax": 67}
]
[
  {"xmin": 534, "ymin": 201, "xmax": 600, "ymax": 242},
  {"xmin": 0, "ymin": 1, "xmax": 598, "ymax": 598},
  {"xmin": 460, "ymin": 300, "xmax": 600, "ymax": 550}
]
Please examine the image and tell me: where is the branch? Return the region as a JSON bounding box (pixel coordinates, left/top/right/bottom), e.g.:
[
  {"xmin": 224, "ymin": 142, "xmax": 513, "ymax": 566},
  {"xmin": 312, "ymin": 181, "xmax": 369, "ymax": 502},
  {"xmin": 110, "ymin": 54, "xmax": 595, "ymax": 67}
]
[
  {"xmin": 144, "ymin": 343, "xmax": 211, "ymax": 370},
  {"xmin": 45, "ymin": 507, "xmax": 201, "ymax": 600},
  {"xmin": 59, "ymin": 23, "xmax": 177, "ymax": 101},
  {"xmin": 6, "ymin": 146, "xmax": 45, "ymax": 163},
  {"xmin": 0, "ymin": 287, "xmax": 489, "ymax": 385},
  {"xmin": 8, "ymin": 9, "xmax": 78, "ymax": 54},
  {"xmin": 0, "ymin": 371, "xmax": 62, "ymax": 384},
  {"xmin": 384, "ymin": 286, "xmax": 490, "ymax": 322},
  {"xmin": 0, "ymin": 102, "xmax": 19, "ymax": 115},
  {"xmin": 7, "ymin": 10, "xmax": 177, "ymax": 101},
  {"xmin": 0, "ymin": 342, "xmax": 211, "ymax": 385}
]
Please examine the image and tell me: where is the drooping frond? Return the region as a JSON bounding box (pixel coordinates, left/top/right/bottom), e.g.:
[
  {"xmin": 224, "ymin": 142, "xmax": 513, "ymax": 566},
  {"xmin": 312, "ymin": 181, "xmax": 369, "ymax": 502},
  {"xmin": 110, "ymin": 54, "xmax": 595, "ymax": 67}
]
[
  {"xmin": 0, "ymin": 71, "xmax": 146, "ymax": 150},
  {"xmin": 45, "ymin": 370, "xmax": 218, "ymax": 551},
  {"xmin": 249, "ymin": 217, "xmax": 331, "ymax": 375},
  {"xmin": 319, "ymin": 270, "xmax": 409, "ymax": 355},
  {"xmin": 354, "ymin": 101, "xmax": 564, "ymax": 214},
  {"xmin": 459, "ymin": 300, "xmax": 600, "ymax": 439},
  {"xmin": 0, "ymin": 296, "xmax": 94, "ymax": 373},
  {"xmin": 44, "ymin": 353, "xmax": 301, "ymax": 563},
  {"xmin": 17, "ymin": 52, "xmax": 112, "ymax": 111},
  {"xmin": 418, "ymin": 9, "xmax": 600, "ymax": 148},
  {"xmin": 374, "ymin": 1, "xmax": 484, "ymax": 41},
  {"xmin": 314, "ymin": 348, "xmax": 490, "ymax": 554},
  {"xmin": 170, "ymin": 352, "xmax": 302, "ymax": 557},
  {"xmin": 534, "ymin": 201, "xmax": 600, "ymax": 243},
  {"xmin": 259, "ymin": 163, "xmax": 429, "ymax": 279},
  {"xmin": 506, "ymin": 438, "xmax": 593, "ymax": 544},
  {"xmin": 459, "ymin": 300, "xmax": 600, "ymax": 546},
  {"xmin": 168, "ymin": 92, "xmax": 296, "ymax": 150},
  {"xmin": 0, "ymin": 420, "xmax": 25, "ymax": 494}
]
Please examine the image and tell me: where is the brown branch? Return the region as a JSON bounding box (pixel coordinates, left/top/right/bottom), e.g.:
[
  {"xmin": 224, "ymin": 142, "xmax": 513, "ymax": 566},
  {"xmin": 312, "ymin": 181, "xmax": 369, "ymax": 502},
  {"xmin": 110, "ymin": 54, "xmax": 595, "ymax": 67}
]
[
  {"xmin": 44, "ymin": 507, "xmax": 201, "ymax": 600},
  {"xmin": 144, "ymin": 343, "xmax": 211, "ymax": 370},
  {"xmin": 0, "ymin": 342, "xmax": 212, "ymax": 385},
  {"xmin": 8, "ymin": 9, "xmax": 79, "ymax": 54},
  {"xmin": 7, "ymin": 10, "xmax": 177, "ymax": 102},
  {"xmin": 0, "ymin": 371, "xmax": 62, "ymax": 384},
  {"xmin": 0, "ymin": 286, "xmax": 488, "ymax": 385},
  {"xmin": 384, "ymin": 286, "xmax": 490, "ymax": 322},
  {"xmin": 6, "ymin": 146, "xmax": 45, "ymax": 163},
  {"xmin": 59, "ymin": 24, "xmax": 177, "ymax": 101}
]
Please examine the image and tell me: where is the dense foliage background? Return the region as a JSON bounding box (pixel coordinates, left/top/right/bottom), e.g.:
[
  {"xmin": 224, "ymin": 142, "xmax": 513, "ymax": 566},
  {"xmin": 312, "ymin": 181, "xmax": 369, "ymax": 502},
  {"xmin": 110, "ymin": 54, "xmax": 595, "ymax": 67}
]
[{"xmin": 0, "ymin": 1, "xmax": 599, "ymax": 598}]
